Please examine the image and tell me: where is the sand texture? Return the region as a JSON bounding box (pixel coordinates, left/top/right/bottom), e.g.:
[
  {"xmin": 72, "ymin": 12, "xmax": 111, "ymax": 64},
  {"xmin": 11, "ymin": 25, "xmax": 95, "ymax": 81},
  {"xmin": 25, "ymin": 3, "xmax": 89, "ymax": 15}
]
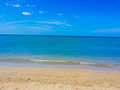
[{"xmin": 0, "ymin": 66, "xmax": 120, "ymax": 90}]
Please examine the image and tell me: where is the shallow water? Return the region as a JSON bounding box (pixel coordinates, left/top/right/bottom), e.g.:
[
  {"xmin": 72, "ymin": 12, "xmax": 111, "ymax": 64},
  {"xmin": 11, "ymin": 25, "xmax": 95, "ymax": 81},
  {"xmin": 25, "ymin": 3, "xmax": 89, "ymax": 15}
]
[{"xmin": 0, "ymin": 35, "xmax": 120, "ymax": 70}]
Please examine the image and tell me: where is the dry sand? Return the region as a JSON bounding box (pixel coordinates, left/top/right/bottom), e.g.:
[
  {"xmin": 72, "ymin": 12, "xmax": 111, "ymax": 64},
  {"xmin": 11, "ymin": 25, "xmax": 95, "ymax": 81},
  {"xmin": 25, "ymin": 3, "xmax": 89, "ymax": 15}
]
[{"xmin": 0, "ymin": 66, "xmax": 120, "ymax": 90}]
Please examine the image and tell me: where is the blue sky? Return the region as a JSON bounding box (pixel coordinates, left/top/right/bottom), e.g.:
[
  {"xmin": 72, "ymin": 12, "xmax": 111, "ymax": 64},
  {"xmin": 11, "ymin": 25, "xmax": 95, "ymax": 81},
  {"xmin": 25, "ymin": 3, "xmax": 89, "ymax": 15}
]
[{"xmin": 0, "ymin": 0, "xmax": 120, "ymax": 37}]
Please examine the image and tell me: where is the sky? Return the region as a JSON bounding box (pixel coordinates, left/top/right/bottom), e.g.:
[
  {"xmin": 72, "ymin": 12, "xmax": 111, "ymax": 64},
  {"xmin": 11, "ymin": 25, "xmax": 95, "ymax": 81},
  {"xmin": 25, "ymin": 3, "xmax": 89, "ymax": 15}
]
[{"xmin": 0, "ymin": 0, "xmax": 120, "ymax": 37}]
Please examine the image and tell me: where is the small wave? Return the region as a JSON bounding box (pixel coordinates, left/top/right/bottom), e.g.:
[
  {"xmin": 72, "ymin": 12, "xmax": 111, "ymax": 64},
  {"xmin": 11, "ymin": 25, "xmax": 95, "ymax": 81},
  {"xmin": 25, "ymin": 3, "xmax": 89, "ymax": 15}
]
[{"xmin": 3, "ymin": 58, "xmax": 119, "ymax": 67}]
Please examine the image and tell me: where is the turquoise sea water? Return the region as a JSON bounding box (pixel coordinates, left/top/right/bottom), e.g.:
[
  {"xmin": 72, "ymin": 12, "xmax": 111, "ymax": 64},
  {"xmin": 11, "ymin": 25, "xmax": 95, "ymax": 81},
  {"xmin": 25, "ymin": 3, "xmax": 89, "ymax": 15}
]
[{"xmin": 0, "ymin": 35, "xmax": 120, "ymax": 70}]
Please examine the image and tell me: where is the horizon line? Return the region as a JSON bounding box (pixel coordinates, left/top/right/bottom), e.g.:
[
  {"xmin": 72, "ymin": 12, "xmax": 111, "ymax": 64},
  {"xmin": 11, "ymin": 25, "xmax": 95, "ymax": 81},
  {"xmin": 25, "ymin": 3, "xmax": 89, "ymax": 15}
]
[{"xmin": 0, "ymin": 34, "xmax": 120, "ymax": 38}]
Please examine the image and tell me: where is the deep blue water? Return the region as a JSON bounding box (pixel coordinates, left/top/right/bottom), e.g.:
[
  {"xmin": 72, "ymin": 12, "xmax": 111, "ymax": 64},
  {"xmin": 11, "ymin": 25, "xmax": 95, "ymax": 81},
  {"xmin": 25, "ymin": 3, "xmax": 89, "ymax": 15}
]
[{"xmin": 0, "ymin": 35, "xmax": 120, "ymax": 70}]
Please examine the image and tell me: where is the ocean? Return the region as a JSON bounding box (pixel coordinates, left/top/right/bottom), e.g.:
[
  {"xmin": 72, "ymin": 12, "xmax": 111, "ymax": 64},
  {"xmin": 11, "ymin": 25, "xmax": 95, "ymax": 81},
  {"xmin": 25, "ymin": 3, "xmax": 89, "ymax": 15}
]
[{"xmin": 0, "ymin": 35, "xmax": 120, "ymax": 70}]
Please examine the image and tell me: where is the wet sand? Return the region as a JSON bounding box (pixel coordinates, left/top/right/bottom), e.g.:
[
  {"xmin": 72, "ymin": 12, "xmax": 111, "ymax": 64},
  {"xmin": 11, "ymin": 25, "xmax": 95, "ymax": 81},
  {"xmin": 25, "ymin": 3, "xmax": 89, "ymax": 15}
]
[{"xmin": 0, "ymin": 66, "xmax": 120, "ymax": 90}]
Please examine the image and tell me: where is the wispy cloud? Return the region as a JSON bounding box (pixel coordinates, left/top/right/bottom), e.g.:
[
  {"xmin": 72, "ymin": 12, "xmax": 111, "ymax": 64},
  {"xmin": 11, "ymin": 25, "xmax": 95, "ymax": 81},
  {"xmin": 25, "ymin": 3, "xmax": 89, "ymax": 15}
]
[
  {"xmin": 0, "ymin": 21, "xmax": 27, "ymax": 31},
  {"xmin": 0, "ymin": 21, "xmax": 52, "ymax": 34},
  {"xmin": 13, "ymin": 4, "xmax": 20, "ymax": 7},
  {"xmin": 0, "ymin": 21, "xmax": 24, "ymax": 31},
  {"xmin": 26, "ymin": 5, "xmax": 36, "ymax": 7},
  {"xmin": 39, "ymin": 11, "xmax": 44, "ymax": 14},
  {"xmin": 1, "ymin": 21, "xmax": 27, "ymax": 25},
  {"xmin": 5, "ymin": 3, "xmax": 10, "ymax": 6},
  {"xmin": 29, "ymin": 25, "xmax": 52, "ymax": 31},
  {"xmin": 39, "ymin": 11, "xmax": 48, "ymax": 14},
  {"xmin": 94, "ymin": 29, "xmax": 120, "ymax": 33},
  {"xmin": 22, "ymin": 12, "xmax": 32, "ymax": 15},
  {"xmin": 37, "ymin": 21, "xmax": 72, "ymax": 26},
  {"xmin": 5, "ymin": 3, "xmax": 20, "ymax": 7},
  {"xmin": 0, "ymin": 21, "xmax": 52, "ymax": 29}
]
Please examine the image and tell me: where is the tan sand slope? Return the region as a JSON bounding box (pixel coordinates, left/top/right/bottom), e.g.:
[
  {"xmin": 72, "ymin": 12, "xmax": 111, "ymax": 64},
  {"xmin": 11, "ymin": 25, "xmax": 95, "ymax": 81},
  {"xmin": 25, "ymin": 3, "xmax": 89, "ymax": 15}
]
[{"xmin": 0, "ymin": 66, "xmax": 120, "ymax": 90}]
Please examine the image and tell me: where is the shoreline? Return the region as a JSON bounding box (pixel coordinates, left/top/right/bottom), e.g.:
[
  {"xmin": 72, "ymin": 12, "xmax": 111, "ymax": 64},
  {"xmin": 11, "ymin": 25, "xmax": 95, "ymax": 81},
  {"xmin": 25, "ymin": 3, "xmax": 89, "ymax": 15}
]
[
  {"xmin": 1, "ymin": 58, "xmax": 120, "ymax": 71},
  {"xmin": 0, "ymin": 66, "xmax": 120, "ymax": 90}
]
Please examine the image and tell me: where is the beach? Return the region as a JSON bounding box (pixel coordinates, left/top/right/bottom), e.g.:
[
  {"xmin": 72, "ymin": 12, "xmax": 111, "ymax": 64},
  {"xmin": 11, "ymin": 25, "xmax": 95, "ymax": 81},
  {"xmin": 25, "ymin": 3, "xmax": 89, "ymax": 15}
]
[
  {"xmin": 0, "ymin": 36, "xmax": 120, "ymax": 90},
  {"xmin": 1, "ymin": 0, "xmax": 120, "ymax": 89},
  {"xmin": 0, "ymin": 66, "xmax": 120, "ymax": 90}
]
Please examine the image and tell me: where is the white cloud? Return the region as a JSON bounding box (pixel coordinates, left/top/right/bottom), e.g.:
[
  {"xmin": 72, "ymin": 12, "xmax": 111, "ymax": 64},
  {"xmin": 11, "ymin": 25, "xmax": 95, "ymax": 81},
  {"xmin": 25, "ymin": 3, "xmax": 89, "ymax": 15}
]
[
  {"xmin": 57, "ymin": 13, "xmax": 63, "ymax": 16},
  {"xmin": 13, "ymin": 4, "xmax": 20, "ymax": 7},
  {"xmin": 22, "ymin": 12, "xmax": 32, "ymax": 15},
  {"xmin": 37, "ymin": 21, "xmax": 72, "ymax": 26},
  {"xmin": 26, "ymin": 5, "xmax": 36, "ymax": 7},
  {"xmin": 94, "ymin": 29, "xmax": 120, "ymax": 33},
  {"xmin": 5, "ymin": 3, "xmax": 21, "ymax": 8}
]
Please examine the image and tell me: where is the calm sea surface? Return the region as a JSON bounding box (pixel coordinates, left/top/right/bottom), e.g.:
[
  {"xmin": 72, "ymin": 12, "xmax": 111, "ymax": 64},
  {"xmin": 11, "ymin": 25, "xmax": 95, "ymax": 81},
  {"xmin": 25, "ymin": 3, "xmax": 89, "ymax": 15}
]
[{"xmin": 0, "ymin": 35, "xmax": 120, "ymax": 70}]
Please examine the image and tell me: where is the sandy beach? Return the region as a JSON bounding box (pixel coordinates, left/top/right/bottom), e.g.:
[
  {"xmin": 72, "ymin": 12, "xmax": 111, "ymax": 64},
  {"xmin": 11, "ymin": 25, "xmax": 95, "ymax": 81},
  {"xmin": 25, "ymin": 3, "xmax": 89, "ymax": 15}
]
[{"xmin": 0, "ymin": 66, "xmax": 120, "ymax": 90}]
